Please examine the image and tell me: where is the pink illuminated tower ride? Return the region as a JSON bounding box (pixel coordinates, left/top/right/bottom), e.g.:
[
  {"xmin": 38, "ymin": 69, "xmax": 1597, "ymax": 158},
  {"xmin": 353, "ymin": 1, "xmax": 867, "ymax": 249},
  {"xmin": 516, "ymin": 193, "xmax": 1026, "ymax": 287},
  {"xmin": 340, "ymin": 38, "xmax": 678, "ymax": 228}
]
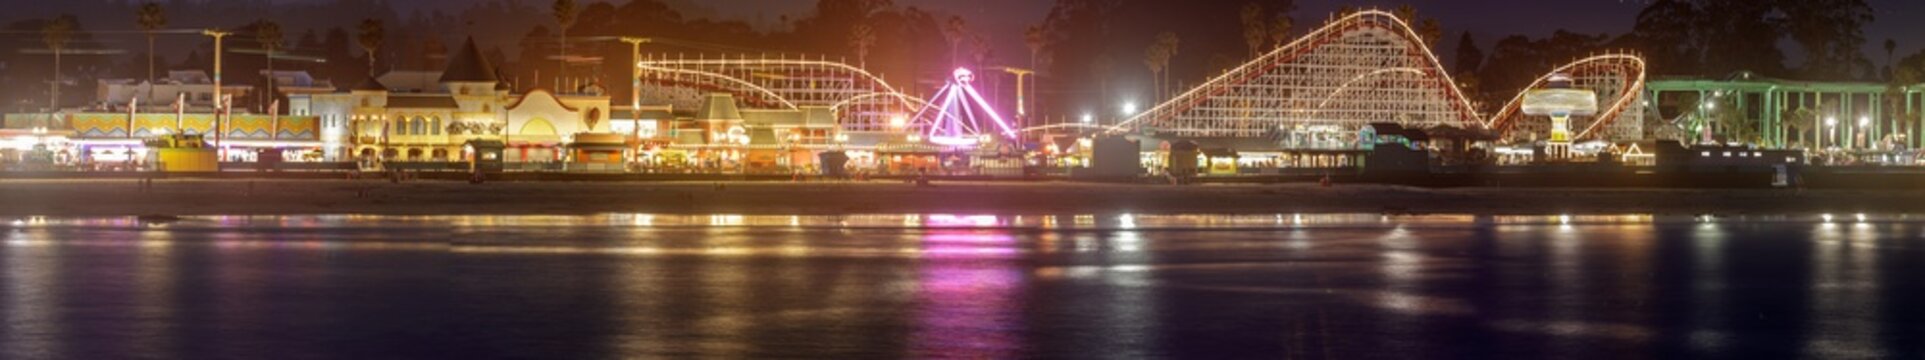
[{"xmin": 909, "ymin": 68, "xmax": 1021, "ymax": 148}]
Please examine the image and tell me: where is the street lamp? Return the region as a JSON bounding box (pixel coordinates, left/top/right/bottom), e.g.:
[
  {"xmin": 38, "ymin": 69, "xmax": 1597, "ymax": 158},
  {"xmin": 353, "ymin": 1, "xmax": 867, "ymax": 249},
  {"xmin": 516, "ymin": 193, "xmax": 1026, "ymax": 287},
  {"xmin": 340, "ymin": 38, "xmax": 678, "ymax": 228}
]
[
  {"xmin": 1824, "ymin": 116, "xmax": 1837, "ymax": 150},
  {"xmin": 202, "ymin": 30, "xmax": 231, "ymax": 109},
  {"xmin": 1080, "ymin": 114, "xmax": 1093, "ymax": 124},
  {"xmin": 1859, "ymin": 116, "xmax": 1871, "ymax": 150},
  {"xmin": 1121, "ymin": 102, "xmax": 1138, "ymax": 116}
]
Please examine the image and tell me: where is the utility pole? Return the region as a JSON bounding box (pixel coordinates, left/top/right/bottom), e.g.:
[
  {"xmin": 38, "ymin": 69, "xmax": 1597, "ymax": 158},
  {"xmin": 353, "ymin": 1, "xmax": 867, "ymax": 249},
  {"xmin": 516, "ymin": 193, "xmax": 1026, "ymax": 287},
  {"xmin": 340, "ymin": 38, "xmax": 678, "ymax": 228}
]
[
  {"xmin": 203, "ymin": 29, "xmax": 231, "ymax": 157},
  {"xmin": 49, "ymin": 47, "xmax": 60, "ymax": 112},
  {"xmin": 621, "ymin": 37, "xmax": 650, "ymax": 152}
]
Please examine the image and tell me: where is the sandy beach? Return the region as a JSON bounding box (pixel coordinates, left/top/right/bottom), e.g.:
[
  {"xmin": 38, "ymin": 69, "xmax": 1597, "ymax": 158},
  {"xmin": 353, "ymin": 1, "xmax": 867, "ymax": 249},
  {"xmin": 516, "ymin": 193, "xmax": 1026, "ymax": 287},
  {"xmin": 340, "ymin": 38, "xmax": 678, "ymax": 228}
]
[{"xmin": 1, "ymin": 178, "xmax": 1921, "ymax": 217}]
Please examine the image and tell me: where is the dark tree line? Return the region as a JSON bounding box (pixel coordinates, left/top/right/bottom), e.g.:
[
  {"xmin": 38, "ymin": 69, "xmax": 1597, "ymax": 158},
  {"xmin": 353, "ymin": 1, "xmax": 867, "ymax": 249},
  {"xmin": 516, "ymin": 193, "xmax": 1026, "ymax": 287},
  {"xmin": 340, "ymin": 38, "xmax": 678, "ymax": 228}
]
[{"xmin": 1451, "ymin": 0, "xmax": 1890, "ymax": 111}]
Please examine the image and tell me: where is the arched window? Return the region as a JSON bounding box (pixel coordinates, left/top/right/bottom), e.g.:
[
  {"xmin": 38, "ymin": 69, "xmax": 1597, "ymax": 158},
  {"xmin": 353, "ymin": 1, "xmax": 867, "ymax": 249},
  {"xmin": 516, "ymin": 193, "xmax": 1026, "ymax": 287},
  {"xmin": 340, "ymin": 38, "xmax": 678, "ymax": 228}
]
[
  {"xmin": 430, "ymin": 117, "xmax": 442, "ymax": 135},
  {"xmin": 411, "ymin": 117, "xmax": 426, "ymax": 135}
]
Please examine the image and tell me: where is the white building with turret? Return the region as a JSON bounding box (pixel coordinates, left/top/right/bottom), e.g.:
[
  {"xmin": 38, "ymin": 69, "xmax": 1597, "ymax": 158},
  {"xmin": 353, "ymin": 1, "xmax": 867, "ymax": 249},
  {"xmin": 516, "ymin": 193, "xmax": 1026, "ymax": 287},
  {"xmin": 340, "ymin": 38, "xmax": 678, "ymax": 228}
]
[{"xmin": 293, "ymin": 37, "xmax": 611, "ymax": 163}]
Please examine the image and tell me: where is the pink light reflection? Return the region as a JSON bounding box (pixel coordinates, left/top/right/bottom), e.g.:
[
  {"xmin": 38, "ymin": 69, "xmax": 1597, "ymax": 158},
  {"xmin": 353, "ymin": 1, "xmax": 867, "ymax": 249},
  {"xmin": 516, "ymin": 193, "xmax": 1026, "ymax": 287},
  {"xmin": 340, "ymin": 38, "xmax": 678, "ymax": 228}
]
[
  {"xmin": 909, "ymin": 243, "xmax": 1023, "ymax": 358},
  {"xmin": 925, "ymin": 214, "xmax": 1003, "ymax": 228}
]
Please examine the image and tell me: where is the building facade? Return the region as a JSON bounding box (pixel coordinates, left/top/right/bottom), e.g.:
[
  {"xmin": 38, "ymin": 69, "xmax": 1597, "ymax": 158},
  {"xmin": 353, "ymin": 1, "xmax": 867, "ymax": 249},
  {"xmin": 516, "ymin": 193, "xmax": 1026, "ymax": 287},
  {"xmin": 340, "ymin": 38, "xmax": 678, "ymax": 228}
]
[
  {"xmin": 96, "ymin": 70, "xmax": 255, "ymax": 111},
  {"xmin": 294, "ymin": 38, "xmax": 612, "ymax": 163}
]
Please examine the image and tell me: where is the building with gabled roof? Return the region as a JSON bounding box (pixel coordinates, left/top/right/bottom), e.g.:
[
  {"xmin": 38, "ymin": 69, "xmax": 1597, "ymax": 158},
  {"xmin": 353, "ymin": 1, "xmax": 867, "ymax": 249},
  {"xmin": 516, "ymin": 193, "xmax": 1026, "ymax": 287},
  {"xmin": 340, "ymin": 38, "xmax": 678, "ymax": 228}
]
[{"xmin": 292, "ymin": 37, "xmax": 611, "ymax": 163}]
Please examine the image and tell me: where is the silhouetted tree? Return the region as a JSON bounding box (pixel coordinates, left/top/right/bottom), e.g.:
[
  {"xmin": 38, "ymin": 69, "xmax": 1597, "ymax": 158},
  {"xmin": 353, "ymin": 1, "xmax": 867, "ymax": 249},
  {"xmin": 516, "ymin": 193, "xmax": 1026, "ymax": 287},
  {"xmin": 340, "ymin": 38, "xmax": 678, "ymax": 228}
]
[
  {"xmin": 1267, "ymin": 10, "xmax": 1295, "ymax": 50},
  {"xmin": 1628, "ymin": 0, "xmax": 1700, "ymax": 76},
  {"xmin": 358, "ymin": 19, "xmax": 383, "ymax": 75},
  {"xmin": 1240, "ymin": 3, "xmax": 1264, "ymax": 58},
  {"xmin": 43, "ymin": 15, "xmax": 75, "ymax": 110},
  {"xmin": 1454, "ymin": 32, "xmax": 1483, "ymax": 74},
  {"xmin": 552, "ymin": 0, "xmax": 577, "ymax": 78},
  {"xmin": 850, "ymin": 24, "xmax": 876, "ymax": 68},
  {"xmin": 1783, "ymin": 0, "xmax": 1874, "ymax": 80},
  {"xmin": 136, "ymin": 2, "xmax": 166, "ymax": 88},
  {"xmin": 256, "ymin": 20, "xmax": 284, "ymax": 112}
]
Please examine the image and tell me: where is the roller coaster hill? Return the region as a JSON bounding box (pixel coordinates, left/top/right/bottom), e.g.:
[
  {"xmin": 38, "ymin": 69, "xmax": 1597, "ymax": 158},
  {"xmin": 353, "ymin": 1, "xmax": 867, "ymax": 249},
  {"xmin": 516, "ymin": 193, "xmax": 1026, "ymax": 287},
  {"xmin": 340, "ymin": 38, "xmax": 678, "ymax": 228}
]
[
  {"xmin": 632, "ymin": 10, "xmax": 1919, "ymax": 184},
  {"xmin": 1106, "ymin": 10, "xmax": 1924, "ymax": 180}
]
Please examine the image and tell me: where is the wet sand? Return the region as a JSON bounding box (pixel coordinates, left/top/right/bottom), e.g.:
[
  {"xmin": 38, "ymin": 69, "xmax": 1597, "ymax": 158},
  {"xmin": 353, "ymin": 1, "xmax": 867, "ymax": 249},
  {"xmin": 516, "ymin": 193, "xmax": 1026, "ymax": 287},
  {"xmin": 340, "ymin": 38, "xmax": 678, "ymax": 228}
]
[{"xmin": 1, "ymin": 179, "xmax": 1921, "ymax": 217}]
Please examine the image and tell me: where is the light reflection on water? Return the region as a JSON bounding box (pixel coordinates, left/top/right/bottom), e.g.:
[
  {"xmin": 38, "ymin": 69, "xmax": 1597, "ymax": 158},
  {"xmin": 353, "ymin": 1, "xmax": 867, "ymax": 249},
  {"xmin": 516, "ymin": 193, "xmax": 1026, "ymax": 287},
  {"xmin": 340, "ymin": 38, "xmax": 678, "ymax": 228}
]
[
  {"xmin": 7, "ymin": 213, "xmax": 1923, "ymax": 230},
  {"xmin": 1, "ymin": 214, "xmax": 1922, "ymax": 358}
]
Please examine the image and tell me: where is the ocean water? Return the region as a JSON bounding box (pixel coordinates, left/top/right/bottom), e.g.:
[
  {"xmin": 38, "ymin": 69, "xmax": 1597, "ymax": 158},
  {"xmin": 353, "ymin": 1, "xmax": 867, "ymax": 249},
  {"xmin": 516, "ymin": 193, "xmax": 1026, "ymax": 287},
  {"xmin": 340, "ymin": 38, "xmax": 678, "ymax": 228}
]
[{"xmin": 2, "ymin": 214, "xmax": 1921, "ymax": 359}]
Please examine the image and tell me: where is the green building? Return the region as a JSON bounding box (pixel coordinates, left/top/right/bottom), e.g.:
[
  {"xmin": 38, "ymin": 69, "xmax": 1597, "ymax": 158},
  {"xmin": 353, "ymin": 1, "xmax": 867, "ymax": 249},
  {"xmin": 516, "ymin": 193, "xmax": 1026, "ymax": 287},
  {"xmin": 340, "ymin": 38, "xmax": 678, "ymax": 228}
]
[{"xmin": 1647, "ymin": 72, "xmax": 1925, "ymax": 150}]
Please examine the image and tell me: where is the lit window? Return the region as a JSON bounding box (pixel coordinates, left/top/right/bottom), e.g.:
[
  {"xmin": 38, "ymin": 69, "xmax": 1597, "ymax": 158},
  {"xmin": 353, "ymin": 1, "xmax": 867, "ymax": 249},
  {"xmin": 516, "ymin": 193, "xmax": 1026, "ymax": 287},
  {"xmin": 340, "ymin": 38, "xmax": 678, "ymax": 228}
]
[{"xmin": 1700, "ymin": 151, "xmax": 1710, "ymax": 157}]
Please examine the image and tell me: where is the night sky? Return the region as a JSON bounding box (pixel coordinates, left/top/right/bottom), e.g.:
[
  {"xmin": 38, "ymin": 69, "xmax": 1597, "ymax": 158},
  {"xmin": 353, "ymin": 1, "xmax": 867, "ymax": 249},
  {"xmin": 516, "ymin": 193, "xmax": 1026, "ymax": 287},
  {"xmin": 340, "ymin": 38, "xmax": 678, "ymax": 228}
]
[
  {"xmin": 3, "ymin": 0, "xmax": 1920, "ymax": 75},
  {"xmin": 342, "ymin": 0, "xmax": 1925, "ymax": 64}
]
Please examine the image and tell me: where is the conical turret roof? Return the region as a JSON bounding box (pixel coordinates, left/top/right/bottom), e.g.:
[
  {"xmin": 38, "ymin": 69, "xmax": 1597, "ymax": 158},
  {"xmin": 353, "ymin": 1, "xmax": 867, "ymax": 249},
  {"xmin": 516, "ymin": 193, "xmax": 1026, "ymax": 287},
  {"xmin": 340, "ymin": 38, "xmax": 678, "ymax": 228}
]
[
  {"xmin": 351, "ymin": 73, "xmax": 387, "ymax": 92},
  {"xmin": 440, "ymin": 37, "xmax": 499, "ymax": 83}
]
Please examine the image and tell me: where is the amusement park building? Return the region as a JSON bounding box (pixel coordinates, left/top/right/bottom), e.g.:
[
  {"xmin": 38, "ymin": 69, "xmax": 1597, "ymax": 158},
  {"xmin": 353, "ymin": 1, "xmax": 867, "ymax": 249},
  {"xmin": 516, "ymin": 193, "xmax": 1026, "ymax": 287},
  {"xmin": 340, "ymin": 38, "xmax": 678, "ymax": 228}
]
[
  {"xmin": 95, "ymin": 70, "xmax": 255, "ymax": 112},
  {"xmin": 1646, "ymin": 73, "xmax": 1925, "ymax": 150},
  {"xmin": 292, "ymin": 38, "xmax": 614, "ymax": 163}
]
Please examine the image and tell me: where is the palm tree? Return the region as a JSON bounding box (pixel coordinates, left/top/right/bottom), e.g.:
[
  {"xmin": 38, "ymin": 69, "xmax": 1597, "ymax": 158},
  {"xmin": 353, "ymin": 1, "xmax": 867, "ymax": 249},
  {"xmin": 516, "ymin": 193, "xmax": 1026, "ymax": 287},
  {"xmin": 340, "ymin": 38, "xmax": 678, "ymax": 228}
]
[
  {"xmin": 552, "ymin": 0, "xmax": 577, "ymax": 79},
  {"xmin": 1418, "ymin": 19, "xmax": 1442, "ymax": 47},
  {"xmin": 1885, "ymin": 39, "xmax": 1898, "ymax": 79},
  {"xmin": 136, "ymin": 3, "xmax": 167, "ymax": 91},
  {"xmin": 1268, "ymin": 13, "xmax": 1293, "ymax": 50},
  {"xmin": 943, "ymin": 16, "xmax": 968, "ymax": 65},
  {"xmin": 1395, "ymin": 5, "xmax": 1418, "ymax": 25},
  {"xmin": 849, "ymin": 24, "xmax": 876, "ymax": 68},
  {"xmin": 256, "ymin": 20, "xmax": 284, "ymax": 112},
  {"xmin": 1024, "ymin": 25, "xmax": 1046, "ymax": 70},
  {"xmin": 968, "ymin": 34, "xmax": 993, "ymax": 68},
  {"xmin": 43, "ymin": 15, "xmax": 76, "ymax": 110},
  {"xmin": 1393, "ymin": 5, "xmax": 1443, "ymax": 47},
  {"xmin": 1786, "ymin": 107, "xmax": 1818, "ymax": 148},
  {"xmin": 1144, "ymin": 45, "xmax": 1165, "ymax": 103},
  {"xmin": 358, "ymin": 19, "xmax": 383, "ymax": 75},
  {"xmin": 1153, "ymin": 32, "xmax": 1180, "ymax": 101},
  {"xmin": 1240, "ymin": 3, "xmax": 1264, "ymax": 58},
  {"xmin": 1024, "ymin": 25, "xmax": 1047, "ymax": 122}
]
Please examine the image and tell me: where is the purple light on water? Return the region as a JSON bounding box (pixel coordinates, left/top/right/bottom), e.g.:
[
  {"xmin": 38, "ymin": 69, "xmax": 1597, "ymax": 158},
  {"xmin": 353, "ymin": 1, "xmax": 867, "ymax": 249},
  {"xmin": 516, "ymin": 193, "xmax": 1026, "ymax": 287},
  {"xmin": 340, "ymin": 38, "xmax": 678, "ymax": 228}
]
[{"xmin": 926, "ymin": 214, "xmax": 1002, "ymax": 227}]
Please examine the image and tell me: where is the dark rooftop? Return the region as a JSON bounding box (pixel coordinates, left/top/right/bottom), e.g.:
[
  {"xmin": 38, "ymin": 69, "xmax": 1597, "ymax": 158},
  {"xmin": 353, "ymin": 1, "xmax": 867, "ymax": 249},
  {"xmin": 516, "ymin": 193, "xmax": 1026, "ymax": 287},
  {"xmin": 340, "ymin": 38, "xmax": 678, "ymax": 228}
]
[{"xmin": 439, "ymin": 37, "xmax": 499, "ymax": 83}]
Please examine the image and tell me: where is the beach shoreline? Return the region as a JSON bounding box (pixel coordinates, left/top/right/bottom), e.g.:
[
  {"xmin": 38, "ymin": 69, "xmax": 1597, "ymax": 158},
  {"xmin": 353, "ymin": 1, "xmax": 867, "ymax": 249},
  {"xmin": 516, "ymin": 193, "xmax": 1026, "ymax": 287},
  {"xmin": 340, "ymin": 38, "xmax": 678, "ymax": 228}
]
[{"xmin": 2, "ymin": 179, "xmax": 1921, "ymax": 217}]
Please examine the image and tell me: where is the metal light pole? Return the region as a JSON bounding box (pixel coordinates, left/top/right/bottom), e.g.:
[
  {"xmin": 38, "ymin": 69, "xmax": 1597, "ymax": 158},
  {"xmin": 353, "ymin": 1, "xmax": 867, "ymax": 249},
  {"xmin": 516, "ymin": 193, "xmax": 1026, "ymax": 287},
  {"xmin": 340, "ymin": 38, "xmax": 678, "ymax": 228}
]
[
  {"xmin": 49, "ymin": 47, "xmax": 59, "ymax": 112},
  {"xmin": 999, "ymin": 67, "xmax": 1034, "ymax": 120},
  {"xmin": 1824, "ymin": 116, "xmax": 1837, "ymax": 151},
  {"xmin": 619, "ymin": 37, "xmax": 649, "ymax": 113},
  {"xmin": 203, "ymin": 30, "xmax": 231, "ymax": 113},
  {"xmin": 621, "ymin": 37, "xmax": 650, "ymax": 162},
  {"xmin": 202, "ymin": 29, "xmax": 231, "ymax": 156}
]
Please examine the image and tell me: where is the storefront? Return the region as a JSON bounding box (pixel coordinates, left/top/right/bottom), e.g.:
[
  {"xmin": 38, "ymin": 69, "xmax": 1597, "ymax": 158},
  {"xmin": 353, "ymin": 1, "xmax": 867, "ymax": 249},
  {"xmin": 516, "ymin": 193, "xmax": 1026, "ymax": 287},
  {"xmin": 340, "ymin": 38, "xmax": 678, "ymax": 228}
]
[{"xmin": 564, "ymin": 133, "xmax": 628, "ymax": 172}]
